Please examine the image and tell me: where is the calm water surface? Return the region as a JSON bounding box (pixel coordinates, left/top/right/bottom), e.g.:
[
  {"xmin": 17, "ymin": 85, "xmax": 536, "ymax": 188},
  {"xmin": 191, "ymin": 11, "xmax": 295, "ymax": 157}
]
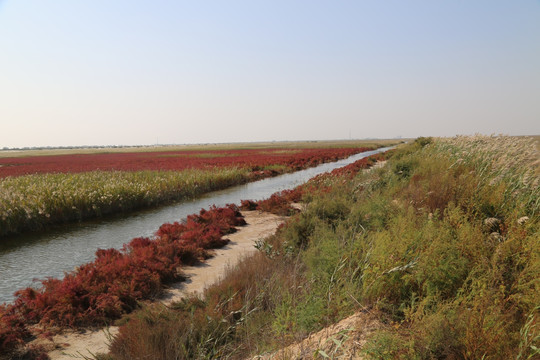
[{"xmin": 0, "ymin": 147, "xmax": 390, "ymax": 303}]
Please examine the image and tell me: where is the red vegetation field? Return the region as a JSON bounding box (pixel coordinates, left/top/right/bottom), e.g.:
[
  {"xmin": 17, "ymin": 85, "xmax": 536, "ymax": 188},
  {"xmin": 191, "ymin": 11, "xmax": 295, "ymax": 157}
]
[
  {"xmin": 0, "ymin": 148, "xmax": 366, "ymax": 178},
  {"xmin": 0, "ymin": 205, "xmax": 246, "ymax": 356}
]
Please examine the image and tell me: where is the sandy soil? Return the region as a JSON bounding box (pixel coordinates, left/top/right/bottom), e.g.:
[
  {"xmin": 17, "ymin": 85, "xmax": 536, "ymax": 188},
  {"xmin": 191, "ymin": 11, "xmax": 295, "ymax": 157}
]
[
  {"xmin": 252, "ymin": 311, "xmax": 381, "ymax": 360},
  {"xmin": 45, "ymin": 327, "xmax": 119, "ymax": 360},
  {"xmin": 37, "ymin": 210, "xmax": 285, "ymax": 360}
]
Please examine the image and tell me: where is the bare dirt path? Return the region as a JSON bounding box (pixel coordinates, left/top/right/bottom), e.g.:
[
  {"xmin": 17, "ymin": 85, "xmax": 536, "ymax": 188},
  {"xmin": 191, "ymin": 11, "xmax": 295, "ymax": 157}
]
[{"xmin": 38, "ymin": 210, "xmax": 285, "ymax": 360}]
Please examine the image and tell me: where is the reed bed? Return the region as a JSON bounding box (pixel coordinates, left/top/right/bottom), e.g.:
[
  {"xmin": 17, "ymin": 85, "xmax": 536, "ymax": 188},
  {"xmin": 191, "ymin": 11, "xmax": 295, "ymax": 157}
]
[
  {"xmin": 435, "ymin": 135, "xmax": 540, "ymax": 217},
  {"xmin": 0, "ymin": 168, "xmax": 249, "ymax": 237}
]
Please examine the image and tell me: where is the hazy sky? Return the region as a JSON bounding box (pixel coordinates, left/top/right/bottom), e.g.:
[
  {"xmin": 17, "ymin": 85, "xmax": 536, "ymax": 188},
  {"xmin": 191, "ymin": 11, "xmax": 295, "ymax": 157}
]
[{"xmin": 1, "ymin": 1, "xmax": 539, "ymax": 147}]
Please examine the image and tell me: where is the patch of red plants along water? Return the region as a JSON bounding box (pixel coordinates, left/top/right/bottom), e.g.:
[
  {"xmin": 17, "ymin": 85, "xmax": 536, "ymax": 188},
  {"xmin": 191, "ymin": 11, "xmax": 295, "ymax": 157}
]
[
  {"xmin": 0, "ymin": 148, "xmax": 370, "ymax": 178},
  {"xmin": 0, "ymin": 304, "xmax": 30, "ymax": 354},
  {"xmin": 241, "ymin": 188, "xmax": 304, "ymax": 216},
  {"xmin": 241, "ymin": 153, "xmax": 387, "ymax": 216},
  {"xmin": 328, "ymin": 152, "xmax": 384, "ymax": 177},
  {"xmin": 0, "ymin": 205, "xmax": 245, "ymax": 357}
]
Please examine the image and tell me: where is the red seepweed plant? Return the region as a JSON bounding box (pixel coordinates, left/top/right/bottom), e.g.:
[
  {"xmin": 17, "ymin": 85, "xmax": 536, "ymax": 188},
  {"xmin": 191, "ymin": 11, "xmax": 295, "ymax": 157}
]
[
  {"xmin": 0, "ymin": 204, "xmax": 247, "ymax": 356},
  {"xmin": 0, "ymin": 148, "xmax": 368, "ymax": 178},
  {"xmin": 0, "ymin": 304, "xmax": 30, "ymax": 354}
]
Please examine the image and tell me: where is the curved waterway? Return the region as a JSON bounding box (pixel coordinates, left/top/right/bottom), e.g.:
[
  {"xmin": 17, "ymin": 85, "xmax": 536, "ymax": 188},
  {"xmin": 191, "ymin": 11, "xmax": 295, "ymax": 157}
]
[{"xmin": 0, "ymin": 147, "xmax": 391, "ymax": 303}]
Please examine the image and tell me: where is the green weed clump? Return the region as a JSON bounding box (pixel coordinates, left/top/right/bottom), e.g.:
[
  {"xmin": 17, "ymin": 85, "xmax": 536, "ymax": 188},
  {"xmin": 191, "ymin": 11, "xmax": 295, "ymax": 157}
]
[{"xmin": 106, "ymin": 136, "xmax": 539, "ymax": 360}]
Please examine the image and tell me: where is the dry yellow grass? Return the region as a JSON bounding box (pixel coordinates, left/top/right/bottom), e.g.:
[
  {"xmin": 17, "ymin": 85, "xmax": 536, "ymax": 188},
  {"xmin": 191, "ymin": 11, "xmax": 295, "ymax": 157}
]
[
  {"xmin": 437, "ymin": 134, "xmax": 539, "ymax": 189},
  {"xmin": 434, "ymin": 134, "xmax": 540, "ymax": 218},
  {"xmin": 531, "ymin": 135, "xmax": 540, "ymax": 151}
]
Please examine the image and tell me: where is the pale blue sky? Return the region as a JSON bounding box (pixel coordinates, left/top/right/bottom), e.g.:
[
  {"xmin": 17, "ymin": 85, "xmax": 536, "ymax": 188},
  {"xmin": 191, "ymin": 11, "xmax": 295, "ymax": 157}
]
[{"xmin": 0, "ymin": 1, "xmax": 539, "ymax": 147}]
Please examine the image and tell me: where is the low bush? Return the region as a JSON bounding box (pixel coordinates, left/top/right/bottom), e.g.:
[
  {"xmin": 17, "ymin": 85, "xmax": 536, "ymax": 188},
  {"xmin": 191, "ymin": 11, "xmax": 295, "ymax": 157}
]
[
  {"xmin": 241, "ymin": 188, "xmax": 304, "ymax": 216},
  {"xmin": 0, "ymin": 304, "xmax": 31, "ymax": 356}
]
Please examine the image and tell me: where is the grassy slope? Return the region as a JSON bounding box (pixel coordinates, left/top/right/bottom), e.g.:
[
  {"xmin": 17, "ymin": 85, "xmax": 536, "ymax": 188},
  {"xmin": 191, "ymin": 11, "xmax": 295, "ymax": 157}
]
[{"xmin": 103, "ymin": 136, "xmax": 539, "ymax": 360}]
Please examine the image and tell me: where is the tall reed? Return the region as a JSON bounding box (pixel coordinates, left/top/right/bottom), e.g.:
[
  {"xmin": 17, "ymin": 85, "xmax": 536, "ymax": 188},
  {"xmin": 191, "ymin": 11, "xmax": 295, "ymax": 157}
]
[{"xmin": 0, "ymin": 168, "xmax": 249, "ymax": 237}]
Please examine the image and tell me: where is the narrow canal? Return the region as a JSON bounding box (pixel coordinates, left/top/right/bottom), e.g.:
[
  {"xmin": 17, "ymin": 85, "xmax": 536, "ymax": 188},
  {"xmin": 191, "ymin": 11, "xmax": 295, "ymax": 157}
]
[{"xmin": 0, "ymin": 147, "xmax": 391, "ymax": 303}]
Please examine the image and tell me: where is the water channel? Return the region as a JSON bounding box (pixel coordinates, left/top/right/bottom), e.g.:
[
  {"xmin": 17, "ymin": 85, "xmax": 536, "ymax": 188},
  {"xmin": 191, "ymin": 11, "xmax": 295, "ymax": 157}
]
[{"xmin": 0, "ymin": 147, "xmax": 391, "ymax": 303}]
